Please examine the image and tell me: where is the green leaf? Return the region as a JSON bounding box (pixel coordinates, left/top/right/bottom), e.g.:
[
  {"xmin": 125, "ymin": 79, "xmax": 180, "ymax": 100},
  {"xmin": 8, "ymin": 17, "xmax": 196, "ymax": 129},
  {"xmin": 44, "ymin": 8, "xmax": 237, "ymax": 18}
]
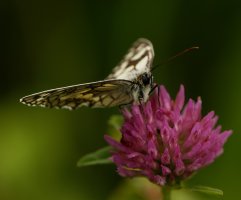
[
  {"xmin": 108, "ymin": 115, "xmax": 123, "ymax": 131},
  {"xmin": 77, "ymin": 146, "xmax": 113, "ymax": 167},
  {"xmin": 186, "ymin": 185, "xmax": 223, "ymax": 196},
  {"xmin": 107, "ymin": 114, "xmax": 124, "ymax": 139}
]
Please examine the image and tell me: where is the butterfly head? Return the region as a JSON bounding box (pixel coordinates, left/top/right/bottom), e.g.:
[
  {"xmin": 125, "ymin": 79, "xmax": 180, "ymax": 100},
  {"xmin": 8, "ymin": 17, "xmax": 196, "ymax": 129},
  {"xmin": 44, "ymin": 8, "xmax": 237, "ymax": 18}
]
[
  {"xmin": 141, "ymin": 72, "xmax": 153, "ymax": 87},
  {"xmin": 132, "ymin": 72, "xmax": 154, "ymax": 103}
]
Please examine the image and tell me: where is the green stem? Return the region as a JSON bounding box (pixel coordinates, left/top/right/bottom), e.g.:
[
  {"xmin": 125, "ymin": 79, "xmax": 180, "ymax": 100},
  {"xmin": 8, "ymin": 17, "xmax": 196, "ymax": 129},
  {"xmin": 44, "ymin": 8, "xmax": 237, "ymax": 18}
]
[{"xmin": 162, "ymin": 186, "xmax": 171, "ymax": 200}]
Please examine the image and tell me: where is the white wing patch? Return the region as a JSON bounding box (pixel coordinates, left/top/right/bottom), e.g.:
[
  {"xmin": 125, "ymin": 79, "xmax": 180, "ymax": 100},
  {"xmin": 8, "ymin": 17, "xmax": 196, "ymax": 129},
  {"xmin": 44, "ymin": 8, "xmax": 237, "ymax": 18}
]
[
  {"xmin": 106, "ymin": 38, "xmax": 154, "ymax": 81},
  {"xmin": 136, "ymin": 56, "xmax": 148, "ymax": 71}
]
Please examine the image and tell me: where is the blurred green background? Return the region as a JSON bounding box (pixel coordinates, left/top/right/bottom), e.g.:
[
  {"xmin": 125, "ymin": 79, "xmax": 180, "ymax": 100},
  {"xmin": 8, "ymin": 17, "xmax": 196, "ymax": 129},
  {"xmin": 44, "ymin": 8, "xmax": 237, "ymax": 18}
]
[{"xmin": 1, "ymin": 0, "xmax": 241, "ymax": 199}]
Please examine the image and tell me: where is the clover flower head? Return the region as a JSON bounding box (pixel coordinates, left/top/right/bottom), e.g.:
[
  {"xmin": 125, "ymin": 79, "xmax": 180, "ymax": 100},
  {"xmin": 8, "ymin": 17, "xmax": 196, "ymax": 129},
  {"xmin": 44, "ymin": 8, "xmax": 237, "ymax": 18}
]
[{"xmin": 105, "ymin": 85, "xmax": 232, "ymax": 186}]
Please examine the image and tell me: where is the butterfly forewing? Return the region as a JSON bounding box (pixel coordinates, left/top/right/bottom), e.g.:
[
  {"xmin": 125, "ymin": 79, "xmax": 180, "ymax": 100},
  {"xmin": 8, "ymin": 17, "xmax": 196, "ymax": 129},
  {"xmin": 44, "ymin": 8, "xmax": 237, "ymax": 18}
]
[
  {"xmin": 107, "ymin": 38, "xmax": 154, "ymax": 81},
  {"xmin": 20, "ymin": 80, "xmax": 133, "ymax": 110}
]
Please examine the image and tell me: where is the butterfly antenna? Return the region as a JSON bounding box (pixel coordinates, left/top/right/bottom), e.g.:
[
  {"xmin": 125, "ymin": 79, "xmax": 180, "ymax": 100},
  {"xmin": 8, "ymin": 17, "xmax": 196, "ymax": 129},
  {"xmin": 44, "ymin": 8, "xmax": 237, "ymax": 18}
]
[{"xmin": 152, "ymin": 46, "xmax": 199, "ymax": 71}]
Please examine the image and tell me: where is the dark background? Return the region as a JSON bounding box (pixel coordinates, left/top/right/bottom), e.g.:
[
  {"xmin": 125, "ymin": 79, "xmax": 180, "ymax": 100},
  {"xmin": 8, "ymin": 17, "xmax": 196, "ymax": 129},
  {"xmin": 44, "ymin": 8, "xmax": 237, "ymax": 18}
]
[{"xmin": 1, "ymin": 0, "xmax": 240, "ymax": 199}]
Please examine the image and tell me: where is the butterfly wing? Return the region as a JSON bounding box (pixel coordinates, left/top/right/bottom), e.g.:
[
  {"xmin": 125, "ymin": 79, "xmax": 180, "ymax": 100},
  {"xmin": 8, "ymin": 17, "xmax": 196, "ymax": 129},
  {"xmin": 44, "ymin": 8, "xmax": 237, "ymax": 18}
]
[
  {"xmin": 20, "ymin": 80, "xmax": 134, "ymax": 110},
  {"xmin": 107, "ymin": 38, "xmax": 155, "ymax": 81}
]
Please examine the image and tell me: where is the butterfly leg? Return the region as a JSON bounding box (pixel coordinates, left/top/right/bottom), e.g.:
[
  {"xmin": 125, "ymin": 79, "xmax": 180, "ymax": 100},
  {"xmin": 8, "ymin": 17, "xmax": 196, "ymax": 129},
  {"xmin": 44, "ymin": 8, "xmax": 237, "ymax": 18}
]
[
  {"xmin": 149, "ymin": 84, "xmax": 160, "ymax": 106},
  {"xmin": 149, "ymin": 84, "xmax": 158, "ymax": 95},
  {"xmin": 157, "ymin": 85, "xmax": 161, "ymax": 106}
]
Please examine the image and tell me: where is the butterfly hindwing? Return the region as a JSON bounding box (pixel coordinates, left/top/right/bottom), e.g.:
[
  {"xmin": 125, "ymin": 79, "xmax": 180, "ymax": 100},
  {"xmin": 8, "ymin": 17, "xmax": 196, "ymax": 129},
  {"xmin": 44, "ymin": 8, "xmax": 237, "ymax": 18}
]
[
  {"xmin": 107, "ymin": 38, "xmax": 154, "ymax": 81},
  {"xmin": 20, "ymin": 80, "xmax": 134, "ymax": 110}
]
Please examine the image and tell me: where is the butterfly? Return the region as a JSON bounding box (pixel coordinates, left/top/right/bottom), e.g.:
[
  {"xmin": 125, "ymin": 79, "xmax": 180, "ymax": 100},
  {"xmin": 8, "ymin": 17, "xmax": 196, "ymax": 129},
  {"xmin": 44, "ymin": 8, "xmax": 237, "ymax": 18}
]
[{"xmin": 20, "ymin": 38, "xmax": 155, "ymax": 110}]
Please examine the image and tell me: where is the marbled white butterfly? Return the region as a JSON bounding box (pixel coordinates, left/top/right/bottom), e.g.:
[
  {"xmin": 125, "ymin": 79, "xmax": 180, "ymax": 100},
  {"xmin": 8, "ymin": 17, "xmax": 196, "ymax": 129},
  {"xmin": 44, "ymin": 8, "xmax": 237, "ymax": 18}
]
[{"xmin": 20, "ymin": 38, "xmax": 155, "ymax": 110}]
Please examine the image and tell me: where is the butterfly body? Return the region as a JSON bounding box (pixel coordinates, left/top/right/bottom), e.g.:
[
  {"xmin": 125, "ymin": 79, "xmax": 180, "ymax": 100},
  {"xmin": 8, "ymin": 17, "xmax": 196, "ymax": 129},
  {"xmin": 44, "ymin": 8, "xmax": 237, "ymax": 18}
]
[{"xmin": 20, "ymin": 38, "xmax": 155, "ymax": 110}]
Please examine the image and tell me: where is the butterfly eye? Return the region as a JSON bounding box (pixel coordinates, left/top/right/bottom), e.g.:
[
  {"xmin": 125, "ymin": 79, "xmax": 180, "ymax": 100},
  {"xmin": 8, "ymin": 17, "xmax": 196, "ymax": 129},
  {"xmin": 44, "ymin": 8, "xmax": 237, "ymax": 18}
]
[{"xmin": 142, "ymin": 73, "xmax": 151, "ymax": 86}]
